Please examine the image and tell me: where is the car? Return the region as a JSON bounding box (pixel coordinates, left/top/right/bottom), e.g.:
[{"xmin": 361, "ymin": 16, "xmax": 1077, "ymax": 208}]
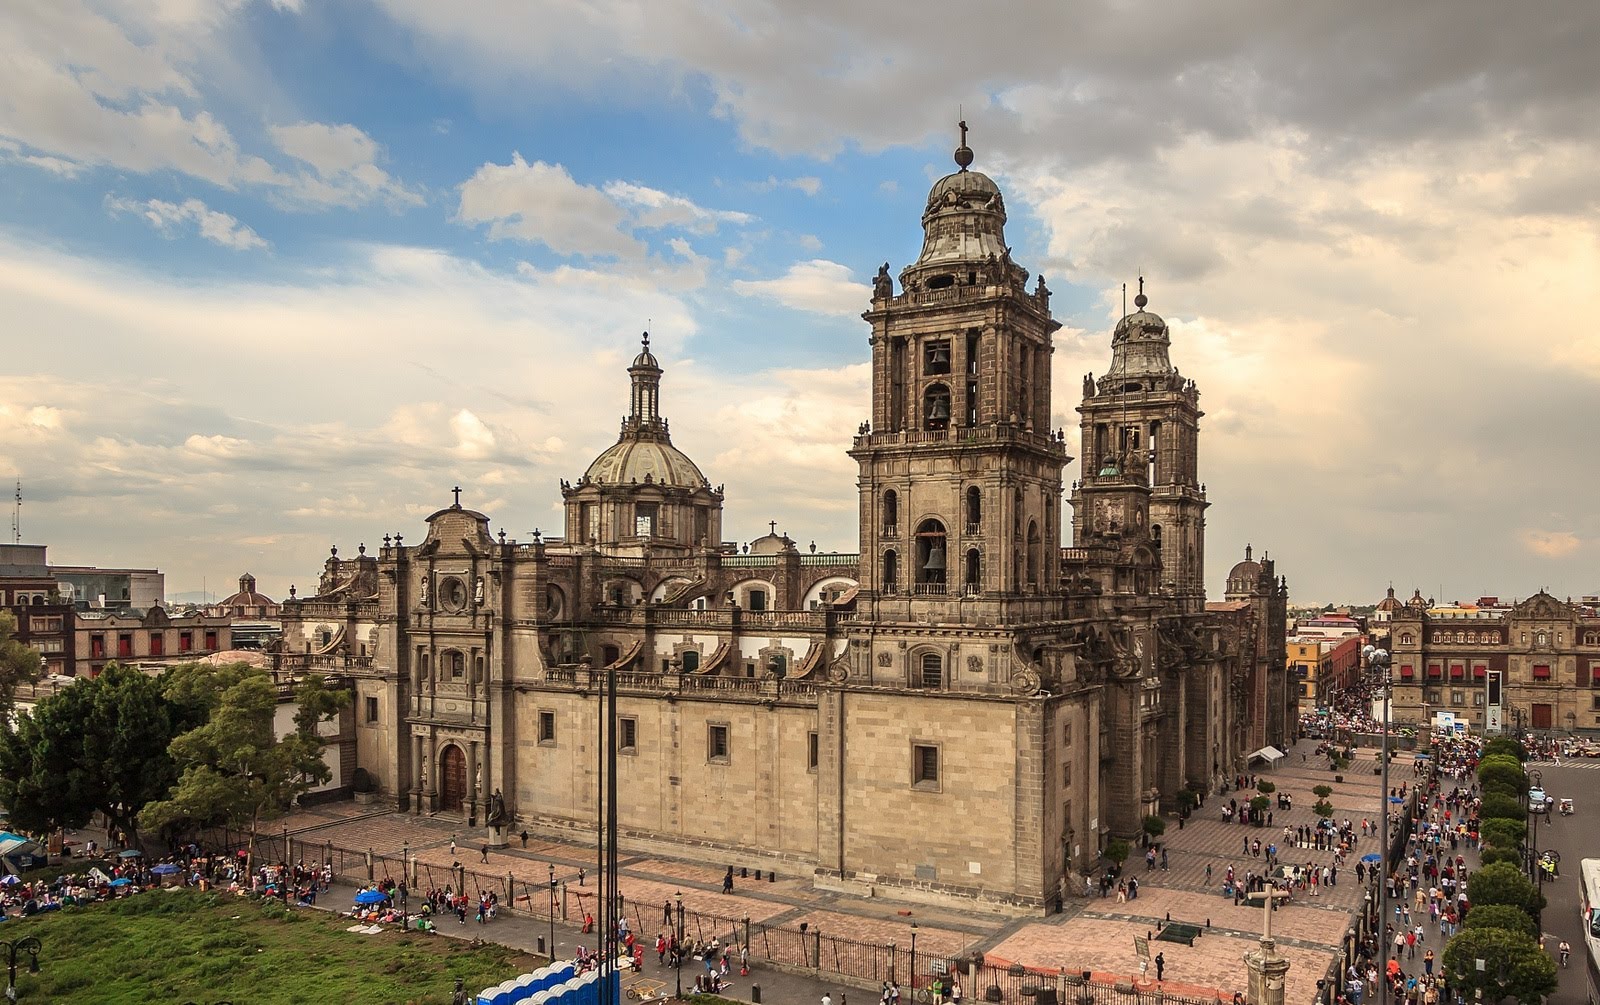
[{"xmin": 1528, "ymin": 787, "xmax": 1550, "ymax": 811}]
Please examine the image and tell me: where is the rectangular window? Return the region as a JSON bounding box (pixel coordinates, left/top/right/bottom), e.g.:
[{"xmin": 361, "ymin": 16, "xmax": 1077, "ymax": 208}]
[
  {"xmin": 1061, "ymin": 762, "xmax": 1072, "ymax": 787},
  {"xmin": 1427, "ymin": 663, "xmax": 1441, "ymax": 679},
  {"xmin": 747, "ymin": 590, "xmax": 767, "ymax": 612},
  {"xmin": 91, "ymin": 634, "xmax": 105, "ymax": 659},
  {"xmin": 923, "ymin": 338, "xmax": 951, "ymax": 375},
  {"xmin": 634, "ymin": 503, "xmax": 657, "ymax": 537},
  {"xmin": 1450, "ymin": 690, "xmax": 1465, "ymax": 705},
  {"xmin": 365, "ymin": 696, "xmax": 379, "ymax": 723},
  {"xmin": 149, "ymin": 633, "xmax": 164, "ymax": 656},
  {"xmin": 1424, "ymin": 688, "xmax": 1442, "ymax": 704},
  {"xmin": 28, "ymin": 616, "xmax": 62, "ymax": 632},
  {"xmin": 1449, "ymin": 664, "xmax": 1464, "ymax": 679},
  {"xmin": 808, "ymin": 731, "xmax": 819, "ymax": 771},
  {"xmin": 1533, "ymin": 663, "xmax": 1552, "ymax": 680},
  {"xmin": 1473, "ymin": 692, "xmax": 1484, "ymax": 707},
  {"xmin": 538, "ymin": 711, "xmax": 556, "ymax": 745},
  {"xmin": 117, "ymin": 633, "xmax": 133, "ymax": 658},
  {"xmin": 912, "ymin": 743, "xmax": 940, "ymax": 789},
  {"xmin": 204, "ymin": 630, "xmax": 218, "ymax": 651},
  {"xmin": 1399, "ymin": 665, "xmax": 1414, "ymax": 679},
  {"xmin": 1591, "ymin": 695, "xmax": 1600, "ymax": 712},
  {"xmin": 31, "ymin": 638, "xmax": 63, "ymax": 654},
  {"xmin": 620, "ymin": 717, "xmax": 638, "ymax": 753},
  {"xmin": 707, "ymin": 724, "xmax": 729, "ymax": 763},
  {"xmin": 179, "ymin": 631, "xmax": 192, "ymax": 652}
]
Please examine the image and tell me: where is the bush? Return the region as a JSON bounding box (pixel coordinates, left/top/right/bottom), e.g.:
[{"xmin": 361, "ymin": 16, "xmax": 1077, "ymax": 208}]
[
  {"xmin": 1312, "ymin": 784, "xmax": 1333, "ymax": 800},
  {"xmin": 1175, "ymin": 790, "xmax": 1198, "ymax": 812},
  {"xmin": 1478, "ymin": 760, "xmax": 1527, "ymax": 795},
  {"xmin": 1142, "ymin": 815, "xmax": 1166, "ymax": 839},
  {"xmin": 1481, "ymin": 780, "xmax": 1522, "ymax": 803},
  {"xmin": 1467, "ymin": 862, "xmax": 1545, "ymax": 914},
  {"xmin": 1256, "ymin": 780, "xmax": 1276, "ymax": 794},
  {"xmin": 1479, "ymin": 818, "xmax": 1527, "ymax": 851},
  {"xmin": 1478, "ymin": 753, "xmax": 1524, "ymax": 776},
  {"xmin": 1250, "ymin": 795, "xmax": 1270, "ymax": 814},
  {"xmin": 1479, "ymin": 793, "xmax": 1526, "ymax": 822},
  {"xmin": 1104, "ymin": 838, "xmax": 1131, "ymax": 865},
  {"xmin": 1463, "ymin": 903, "xmax": 1540, "ymax": 941},
  {"xmin": 1314, "ymin": 800, "xmax": 1334, "ymax": 819}
]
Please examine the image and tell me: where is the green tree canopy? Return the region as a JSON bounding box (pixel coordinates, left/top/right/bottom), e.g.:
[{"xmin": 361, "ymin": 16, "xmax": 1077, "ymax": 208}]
[
  {"xmin": 1104, "ymin": 838, "xmax": 1130, "ymax": 865},
  {"xmin": 1479, "ymin": 793, "xmax": 1526, "ymax": 822},
  {"xmin": 1441, "ymin": 927, "xmax": 1556, "ymax": 1004},
  {"xmin": 139, "ymin": 671, "xmax": 347, "ymax": 855},
  {"xmin": 1477, "ymin": 760, "xmax": 1527, "ymax": 795},
  {"xmin": 0, "ymin": 610, "xmax": 43, "ymax": 709},
  {"xmin": 1478, "ymin": 817, "xmax": 1527, "ymax": 851},
  {"xmin": 0, "ymin": 663, "xmax": 180, "ymax": 850},
  {"xmin": 1480, "ymin": 738, "xmax": 1526, "ymax": 762},
  {"xmin": 1312, "ymin": 784, "xmax": 1333, "ymax": 800},
  {"xmin": 1478, "ymin": 846, "xmax": 1522, "ymax": 868},
  {"xmin": 1256, "ymin": 780, "xmax": 1276, "ymax": 794},
  {"xmin": 1467, "ymin": 862, "xmax": 1544, "ymax": 914},
  {"xmin": 1314, "ymin": 800, "xmax": 1334, "ymax": 819},
  {"xmin": 1461, "ymin": 904, "xmax": 1539, "ymax": 941},
  {"xmin": 1142, "ymin": 815, "xmax": 1166, "ymax": 838}
]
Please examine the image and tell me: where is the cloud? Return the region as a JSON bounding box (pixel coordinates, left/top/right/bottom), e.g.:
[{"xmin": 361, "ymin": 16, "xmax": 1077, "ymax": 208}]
[
  {"xmin": 457, "ymin": 155, "xmax": 643, "ymax": 258},
  {"xmin": 1520, "ymin": 530, "xmax": 1582, "ymax": 559},
  {"xmin": 731, "ymin": 260, "xmax": 863, "ymax": 317},
  {"xmin": 749, "ymin": 175, "xmax": 823, "ymax": 196},
  {"xmin": 602, "ymin": 180, "xmax": 751, "ymax": 233},
  {"xmin": 269, "ymin": 122, "xmax": 422, "ymax": 209},
  {"xmin": 105, "ymin": 195, "xmax": 268, "ymax": 250}
]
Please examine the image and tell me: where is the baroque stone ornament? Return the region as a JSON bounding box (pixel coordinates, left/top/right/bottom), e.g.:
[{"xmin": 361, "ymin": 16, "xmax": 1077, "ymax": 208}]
[
  {"xmin": 876, "ymin": 652, "xmax": 893, "ymax": 667},
  {"xmin": 1009, "ymin": 667, "xmax": 1042, "ymax": 695},
  {"xmin": 966, "ymin": 655, "xmax": 983, "ymax": 674},
  {"xmin": 828, "ymin": 659, "xmax": 850, "ymax": 684}
]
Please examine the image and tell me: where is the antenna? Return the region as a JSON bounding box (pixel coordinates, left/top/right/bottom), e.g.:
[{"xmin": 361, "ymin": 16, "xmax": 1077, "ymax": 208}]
[{"xmin": 11, "ymin": 479, "xmax": 19, "ymax": 544}]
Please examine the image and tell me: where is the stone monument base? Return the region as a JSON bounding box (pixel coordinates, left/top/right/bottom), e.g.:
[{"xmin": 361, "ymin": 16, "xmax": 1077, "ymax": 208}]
[{"xmin": 487, "ymin": 825, "xmax": 510, "ymax": 849}]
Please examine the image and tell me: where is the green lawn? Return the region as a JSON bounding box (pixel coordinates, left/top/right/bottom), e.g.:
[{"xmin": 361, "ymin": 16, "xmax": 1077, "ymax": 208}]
[{"xmin": 4, "ymin": 888, "xmax": 544, "ymax": 1003}]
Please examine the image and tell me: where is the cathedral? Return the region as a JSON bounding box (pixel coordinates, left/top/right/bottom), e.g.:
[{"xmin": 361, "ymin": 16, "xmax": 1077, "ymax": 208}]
[{"xmin": 277, "ymin": 129, "xmax": 1291, "ymax": 912}]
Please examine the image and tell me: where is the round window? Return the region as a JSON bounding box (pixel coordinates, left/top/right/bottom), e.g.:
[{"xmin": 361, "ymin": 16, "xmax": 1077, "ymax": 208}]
[{"xmin": 440, "ymin": 577, "xmax": 468, "ymax": 612}]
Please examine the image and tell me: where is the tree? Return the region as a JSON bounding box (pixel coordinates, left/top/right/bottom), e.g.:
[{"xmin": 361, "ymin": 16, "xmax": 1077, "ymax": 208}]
[
  {"xmin": 1175, "ymin": 789, "xmax": 1198, "ymax": 813},
  {"xmin": 1256, "ymin": 780, "xmax": 1276, "ymax": 795},
  {"xmin": 1478, "ymin": 846, "xmax": 1522, "ymax": 868},
  {"xmin": 1467, "ymin": 862, "xmax": 1545, "ymax": 914},
  {"xmin": 139, "ymin": 670, "xmax": 346, "ymax": 861},
  {"xmin": 1479, "ymin": 793, "xmax": 1526, "ymax": 822},
  {"xmin": 1441, "ymin": 927, "xmax": 1556, "ymax": 1004},
  {"xmin": 1142, "ymin": 814, "xmax": 1166, "ymax": 836},
  {"xmin": 1481, "ymin": 738, "xmax": 1526, "ymax": 762},
  {"xmin": 1477, "ymin": 760, "xmax": 1527, "ymax": 795},
  {"xmin": 1312, "ymin": 784, "xmax": 1333, "ymax": 800},
  {"xmin": 1104, "ymin": 838, "xmax": 1130, "ymax": 867},
  {"xmin": 1462, "ymin": 904, "xmax": 1539, "ymax": 941},
  {"xmin": 0, "ymin": 610, "xmax": 43, "ymax": 709},
  {"xmin": 1313, "ymin": 800, "xmax": 1334, "ymax": 819},
  {"xmin": 0, "ymin": 664, "xmax": 181, "ymax": 850},
  {"xmin": 1478, "ymin": 818, "xmax": 1526, "ymax": 851}
]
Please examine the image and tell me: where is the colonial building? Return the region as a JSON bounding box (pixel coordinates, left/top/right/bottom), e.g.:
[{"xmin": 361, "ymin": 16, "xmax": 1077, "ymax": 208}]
[
  {"xmin": 277, "ymin": 129, "xmax": 1291, "ymax": 911},
  {"xmin": 1386, "ymin": 589, "xmax": 1600, "ymax": 736}
]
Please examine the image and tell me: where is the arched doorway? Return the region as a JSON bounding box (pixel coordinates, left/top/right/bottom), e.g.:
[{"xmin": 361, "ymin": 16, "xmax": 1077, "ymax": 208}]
[{"xmin": 439, "ymin": 745, "xmax": 467, "ymax": 813}]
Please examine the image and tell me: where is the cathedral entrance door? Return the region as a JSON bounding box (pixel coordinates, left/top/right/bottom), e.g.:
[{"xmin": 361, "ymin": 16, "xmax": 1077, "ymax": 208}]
[{"xmin": 439, "ymin": 745, "xmax": 467, "ymax": 813}]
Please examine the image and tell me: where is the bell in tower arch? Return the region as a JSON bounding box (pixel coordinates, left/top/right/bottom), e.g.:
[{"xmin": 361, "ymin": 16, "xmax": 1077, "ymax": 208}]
[{"xmin": 923, "ymin": 541, "xmax": 946, "ymax": 572}]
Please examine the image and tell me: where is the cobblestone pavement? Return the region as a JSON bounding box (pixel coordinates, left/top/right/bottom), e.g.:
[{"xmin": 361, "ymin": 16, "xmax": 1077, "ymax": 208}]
[{"xmin": 260, "ymin": 735, "xmax": 1381, "ymax": 1002}]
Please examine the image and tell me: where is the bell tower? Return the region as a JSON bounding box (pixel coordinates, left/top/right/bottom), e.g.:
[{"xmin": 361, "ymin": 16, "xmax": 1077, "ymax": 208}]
[
  {"xmin": 1073, "ymin": 281, "xmax": 1208, "ymax": 611},
  {"xmin": 849, "ymin": 123, "xmax": 1070, "ymax": 625}
]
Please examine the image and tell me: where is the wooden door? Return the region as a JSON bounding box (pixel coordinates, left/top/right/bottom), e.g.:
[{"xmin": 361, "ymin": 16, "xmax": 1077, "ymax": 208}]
[
  {"xmin": 439, "ymin": 745, "xmax": 467, "ymax": 812},
  {"xmin": 1532, "ymin": 704, "xmax": 1553, "ymax": 730}
]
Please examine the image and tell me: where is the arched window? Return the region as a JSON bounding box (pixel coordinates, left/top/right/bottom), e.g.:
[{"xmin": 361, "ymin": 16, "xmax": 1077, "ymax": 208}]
[
  {"xmin": 964, "ymin": 549, "xmax": 981, "ymax": 593},
  {"xmin": 883, "ymin": 490, "xmax": 898, "ymax": 534},
  {"xmin": 1013, "ymin": 488, "xmax": 1023, "ymax": 538},
  {"xmin": 915, "ymin": 519, "xmax": 947, "ymax": 589},
  {"xmin": 919, "ymin": 652, "xmax": 943, "ymax": 688},
  {"xmin": 1401, "ymin": 633, "xmax": 1413, "ymax": 645},
  {"xmin": 1026, "ymin": 520, "xmax": 1040, "ymax": 590},
  {"xmin": 882, "ymin": 550, "xmax": 898, "ymax": 592},
  {"xmin": 965, "ymin": 487, "xmax": 981, "ymax": 533},
  {"xmin": 923, "ymin": 383, "xmax": 950, "ymax": 431},
  {"xmin": 681, "ymin": 650, "xmax": 700, "ymax": 673}
]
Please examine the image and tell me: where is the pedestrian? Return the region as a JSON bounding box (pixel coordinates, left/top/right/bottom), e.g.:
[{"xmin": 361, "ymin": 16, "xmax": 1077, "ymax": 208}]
[
  {"xmin": 723, "ymin": 866, "xmax": 734, "ymax": 894},
  {"xmin": 450, "ymin": 836, "xmax": 457, "ymax": 858},
  {"xmin": 1205, "ymin": 863, "xmax": 1213, "ymax": 886},
  {"xmin": 579, "ymin": 867, "xmax": 586, "ymax": 887},
  {"xmin": 823, "ymin": 993, "xmax": 833, "ymax": 1005},
  {"xmin": 657, "ymin": 933, "xmax": 667, "ymax": 964},
  {"xmin": 664, "ymin": 900, "xmax": 673, "ymax": 925},
  {"xmin": 951, "ymin": 977, "xmax": 962, "ymax": 1005},
  {"xmin": 1155, "ymin": 952, "xmax": 1165, "ymax": 981},
  {"xmin": 521, "ymin": 830, "xmax": 529, "ymax": 848},
  {"xmin": 480, "ymin": 845, "xmax": 489, "ymax": 864}
]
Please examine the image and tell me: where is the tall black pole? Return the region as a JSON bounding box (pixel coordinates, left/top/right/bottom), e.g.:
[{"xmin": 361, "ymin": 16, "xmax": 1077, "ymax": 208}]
[{"xmin": 1376, "ymin": 655, "xmax": 1390, "ymax": 1005}]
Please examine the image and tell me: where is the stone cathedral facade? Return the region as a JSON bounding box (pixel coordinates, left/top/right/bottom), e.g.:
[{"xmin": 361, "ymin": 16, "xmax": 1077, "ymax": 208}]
[{"xmin": 278, "ymin": 132, "xmax": 1291, "ymax": 912}]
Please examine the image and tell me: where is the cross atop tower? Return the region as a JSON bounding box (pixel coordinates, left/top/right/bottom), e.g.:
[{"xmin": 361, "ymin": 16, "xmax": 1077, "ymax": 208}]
[
  {"xmin": 452, "ymin": 486, "xmax": 462, "ymax": 508},
  {"xmin": 769, "ymin": 520, "xmax": 777, "ymax": 535}
]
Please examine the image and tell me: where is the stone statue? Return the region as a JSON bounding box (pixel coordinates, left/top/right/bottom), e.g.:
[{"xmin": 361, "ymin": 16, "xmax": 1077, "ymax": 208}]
[
  {"xmin": 474, "ymin": 576, "xmax": 485, "ymax": 605},
  {"xmin": 873, "ymin": 262, "xmax": 893, "ymax": 300},
  {"xmin": 419, "ymin": 576, "xmax": 429, "ymax": 605},
  {"xmin": 486, "ymin": 789, "xmax": 506, "ymax": 828}
]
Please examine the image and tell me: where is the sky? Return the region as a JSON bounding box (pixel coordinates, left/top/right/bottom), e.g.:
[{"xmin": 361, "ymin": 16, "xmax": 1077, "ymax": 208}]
[{"xmin": 1, "ymin": 0, "xmax": 1598, "ymax": 607}]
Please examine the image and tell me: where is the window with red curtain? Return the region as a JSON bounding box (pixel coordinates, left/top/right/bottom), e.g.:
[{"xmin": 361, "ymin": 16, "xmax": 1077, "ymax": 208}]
[
  {"xmin": 149, "ymin": 633, "xmax": 164, "ymax": 657},
  {"xmin": 90, "ymin": 635, "xmax": 105, "ymax": 658},
  {"xmin": 1400, "ymin": 665, "xmax": 1415, "ymax": 679},
  {"xmin": 1428, "ymin": 663, "xmax": 1442, "ymax": 679},
  {"xmin": 117, "ymin": 633, "xmax": 133, "ymax": 658},
  {"xmin": 1450, "ymin": 664, "xmax": 1465, "ymax": 679},
  {"xmin": 179, "ymin": 631, "xmax": 192, "ymax": 652},
  {"xmin": 1533, "ymin": 663, "xmax": 1552, "ymax": 679},
  {"xmin": 1473, "ymin": 665, "xmax": 1486, "ymax": 678},
  {"xmin": 204, "ymin": 630, "xmax": 218, "ymax": 651}
]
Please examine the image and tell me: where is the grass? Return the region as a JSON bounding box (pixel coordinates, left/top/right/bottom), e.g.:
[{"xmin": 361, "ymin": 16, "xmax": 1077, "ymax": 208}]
[{"xmin": 5, "ymin": 888, "xmax": 545, "ymax": 1003}]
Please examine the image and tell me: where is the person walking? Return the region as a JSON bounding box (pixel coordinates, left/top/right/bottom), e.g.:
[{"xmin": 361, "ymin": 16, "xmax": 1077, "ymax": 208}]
[
  {"xmin": 1560, "ymin": 941, "xmax": 1571, "ymax": 968},
  {"xmin": 480, "ymin": 845, "xmax": 489, "ymax": 864},
  {"xmin": 450, "ymin": 836, "xmax": 457, "ymax": 858},
  {"xmin": 723, "ymin": 866, "xmax": 735, "ymax": 894},
  {"xmin": 1154, "ymin": 953, "xmax": 1165, "ymax": 981}
]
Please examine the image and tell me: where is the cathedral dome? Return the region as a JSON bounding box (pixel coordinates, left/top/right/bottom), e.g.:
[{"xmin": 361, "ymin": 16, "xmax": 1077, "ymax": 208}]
[
  {"xmin": 1375, "ymin": 586, "xmax": 1404, "ymax": 613},
  {"xmin": 925, "ymin": 167, "xmax": 1002, "ymax": 208},
  {"xmin": 583, "ymin": 437, "xmax": 708, "ymax": 490}
]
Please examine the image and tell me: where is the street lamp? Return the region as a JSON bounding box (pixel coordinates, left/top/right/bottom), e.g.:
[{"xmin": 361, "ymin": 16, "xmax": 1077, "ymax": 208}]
[
  {"xmin": 548, "ymin": 863, "xmax": 557, "ymax": 960},
  {"xmin": 673, "ymin": 891, "xmax": 683, "ymax": 1001},
  {"xmin": 2, "ymin": 936, "xmax": 41, "ymax": 1002},
  {"xmin": 1369, "ymin": 647, "xmax": 1394, "ymax": 1005},
  {"xmin": 400, "ymin": 841, "xmax": 409, "ymax": 931},
  {"xmin": 911, "ymin": 922, "xmax": 918, "ymax": 1000}
]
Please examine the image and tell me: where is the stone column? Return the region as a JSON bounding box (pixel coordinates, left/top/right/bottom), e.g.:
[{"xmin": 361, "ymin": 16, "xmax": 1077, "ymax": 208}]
[{"xmin": 1244, "ymin": 937, "xmax": 1290, "ymax": 1005}]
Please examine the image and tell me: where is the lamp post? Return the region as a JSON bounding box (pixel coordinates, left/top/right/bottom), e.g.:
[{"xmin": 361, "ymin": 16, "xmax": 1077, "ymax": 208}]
[
  {"xmin": 2, "ymin": 936, "xmax": 41, "ymax": 1002},
  {"xmin": 1370, "ymin": 648, "xmax": 1393, "ymax": 1005},
  {"xmin": 911, "ymin": 922, "xmax": 918, "ymax": 999},
  {"xmin": 548, "ymin": 863, "xmax": 557, "ymax": 960},
  {"xmin": 674, "ymin": 891, "xmax": 683, "ymax": 1002},
  {"xmin": 1525, "ymin": 770, "xmax": 1544, "ymax": 882},
  {"xmin": 282, "ymin": 821, "xmax": 290, "ymax": 906},
  {"xmin": 400, "ymin": 841, "xmax": 409, "ymax": 931}
]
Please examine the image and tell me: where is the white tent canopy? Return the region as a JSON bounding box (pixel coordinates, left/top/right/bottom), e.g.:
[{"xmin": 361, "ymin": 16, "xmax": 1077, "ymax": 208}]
[{"xmin": 1248, "ymin": 746, "xmax": 1286, "ymax": 766}]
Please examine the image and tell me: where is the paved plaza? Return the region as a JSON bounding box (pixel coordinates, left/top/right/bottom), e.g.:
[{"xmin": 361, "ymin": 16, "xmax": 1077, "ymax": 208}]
[{"xmin": 266, "ymin": 735, "xmax": 1384, "ymax": 1002}]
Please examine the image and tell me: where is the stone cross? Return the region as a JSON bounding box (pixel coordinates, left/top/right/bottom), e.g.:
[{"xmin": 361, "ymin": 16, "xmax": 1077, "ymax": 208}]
[
  {"xmin": 1246, "ymin": 887, "xmax": 1291, "ymax": 946},
  {"xmin": 452, "ymin": 485, "xmax": 463, "ymax": 507},
  {"xmin": 769, "ymin": 520, "xmax": 777, "ymax": 535}
]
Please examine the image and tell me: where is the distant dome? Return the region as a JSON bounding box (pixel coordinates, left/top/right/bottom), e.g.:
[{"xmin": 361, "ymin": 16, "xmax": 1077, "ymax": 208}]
[
  {"xmin": 632, "ymin": 331, "xmax": 660, "ymax": 370},
  {"xmin": 583, "ymin": 438, "xmax": 708, "ymax": 490},
  {"xmin": 219, "ymin": 573, "xmax": 275, "ymax": 611},
  {"xmin": 1227, "ymin": 558, "xmax": 1261, "ymax": 584},
  {"xmin": 1375, "ymin": 586, "xmax": 1404, "ymax": 612}
]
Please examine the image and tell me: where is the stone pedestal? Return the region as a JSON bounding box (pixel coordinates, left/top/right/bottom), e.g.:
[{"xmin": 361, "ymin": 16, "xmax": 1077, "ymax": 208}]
[
  {"xmin": 1244, "ymin": 938, "xmax": 1290, "ymax": 1005},
  {"xmin": 487, "ymin": 825, "xmax": 510, "ymax": 849}
]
